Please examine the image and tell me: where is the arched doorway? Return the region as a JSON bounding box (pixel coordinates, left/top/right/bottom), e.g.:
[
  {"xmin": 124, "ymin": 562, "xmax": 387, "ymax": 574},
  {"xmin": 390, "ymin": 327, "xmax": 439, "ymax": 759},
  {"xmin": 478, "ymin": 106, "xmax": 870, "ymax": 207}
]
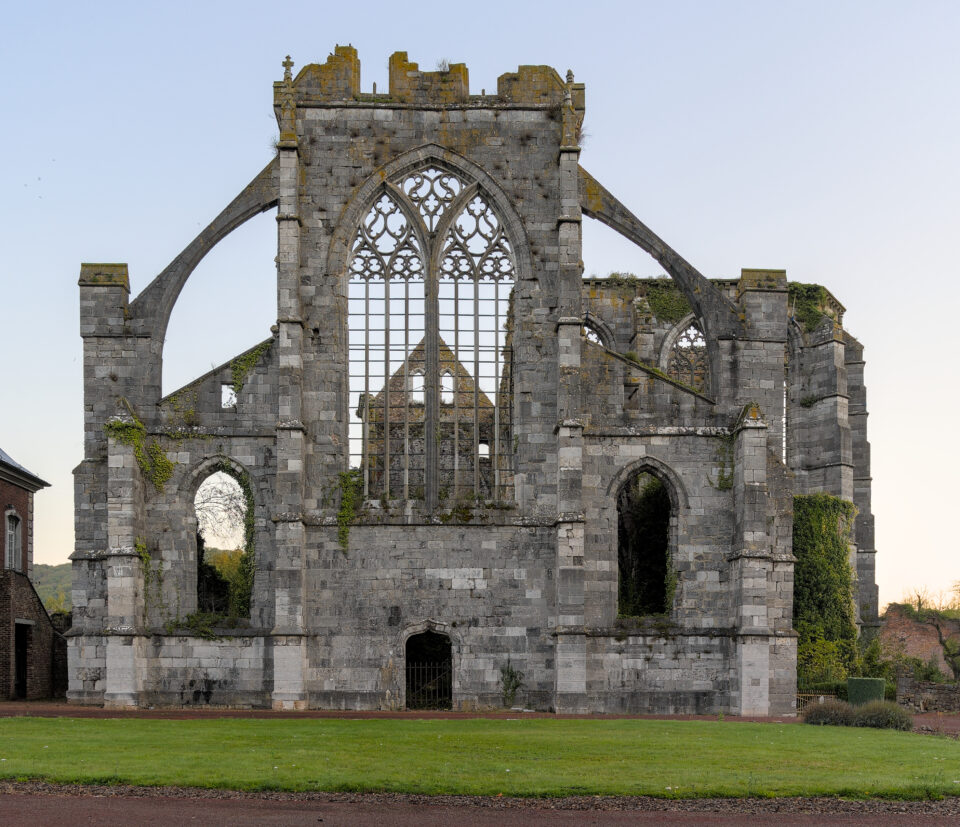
[
  {"xmin": 617, "ymin": 471, "xmax": 673, "ymax": 616},
  {"xmin": 405, "ymin": 630, "xmax": 452, "ymax": 710}
]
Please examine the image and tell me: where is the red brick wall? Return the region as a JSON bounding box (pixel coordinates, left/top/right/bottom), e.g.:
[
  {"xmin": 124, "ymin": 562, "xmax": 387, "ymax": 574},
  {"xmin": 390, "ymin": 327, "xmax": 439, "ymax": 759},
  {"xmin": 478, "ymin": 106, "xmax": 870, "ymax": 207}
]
[
  {"xmin": 0, "ymin": 480, "xmax": 30, "ymax": 573},
  {"xmin": 0, "ymin": 569, "xmax": 64, "ymax": 699},
  {"xmin": 879, "ymin": 604, "xmax": 958, "ymax": 675}
]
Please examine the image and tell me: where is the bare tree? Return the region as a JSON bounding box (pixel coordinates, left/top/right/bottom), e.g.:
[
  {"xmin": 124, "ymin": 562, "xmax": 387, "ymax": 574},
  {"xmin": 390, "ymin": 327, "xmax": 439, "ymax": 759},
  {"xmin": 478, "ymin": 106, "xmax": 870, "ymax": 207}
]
[{"xmin": 194, "ymin": 472, "xmax": 246, "ymax": 550}]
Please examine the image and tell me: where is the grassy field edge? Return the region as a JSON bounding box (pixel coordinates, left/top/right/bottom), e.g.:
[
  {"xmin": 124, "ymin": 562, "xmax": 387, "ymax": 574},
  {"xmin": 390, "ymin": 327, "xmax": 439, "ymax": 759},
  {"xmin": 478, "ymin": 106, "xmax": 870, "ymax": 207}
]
[{"xmin": 0, "ymin": 717, "xmax": 956, "ymax": 800}]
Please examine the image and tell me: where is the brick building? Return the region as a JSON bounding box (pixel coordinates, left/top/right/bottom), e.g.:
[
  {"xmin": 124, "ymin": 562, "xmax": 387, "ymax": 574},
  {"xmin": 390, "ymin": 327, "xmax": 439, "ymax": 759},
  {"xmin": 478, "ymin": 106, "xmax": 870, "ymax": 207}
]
[
  {"xmin": 71, "ymin": 48, "xmax": 877, "ymax": 714},
  {"xmin": 1, "ymin": 447, "xmax": 63, "ymax": 699}
]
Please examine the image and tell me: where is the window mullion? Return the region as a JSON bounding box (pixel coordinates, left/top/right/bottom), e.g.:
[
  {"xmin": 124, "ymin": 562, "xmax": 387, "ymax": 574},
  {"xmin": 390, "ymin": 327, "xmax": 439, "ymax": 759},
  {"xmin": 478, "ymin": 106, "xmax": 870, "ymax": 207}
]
[
  {"xmin": 402, "ymin": 278, "xmax": 410, "ymax": 501},
  {"xmin": 473, "ymin": 275, "xmax": 480, "ymax": 497},
  {"xmin": 362, "ymin": 279, "xmax": 371, "ymax": 499},
  {"xmin": 453, "ymin": 277, "xmax": 460, "ymax": 497},
  {"xmin": 493, "ymin": 278, "xmax": 500, "ymax": 499},
  {"xmin": 424, "ymin": 239, "xmax": 439, "ymax": 509},
  {"xmin": 383, "ymin": 277, "xmax": 391, "ymax": 499}
]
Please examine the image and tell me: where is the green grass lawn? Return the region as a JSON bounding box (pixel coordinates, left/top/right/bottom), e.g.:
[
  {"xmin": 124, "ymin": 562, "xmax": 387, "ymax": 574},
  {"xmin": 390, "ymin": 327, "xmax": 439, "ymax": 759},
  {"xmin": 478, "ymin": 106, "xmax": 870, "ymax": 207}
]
[{"xmin": 0, "ymin": 717, "xmax": 957, "ymax": 798}]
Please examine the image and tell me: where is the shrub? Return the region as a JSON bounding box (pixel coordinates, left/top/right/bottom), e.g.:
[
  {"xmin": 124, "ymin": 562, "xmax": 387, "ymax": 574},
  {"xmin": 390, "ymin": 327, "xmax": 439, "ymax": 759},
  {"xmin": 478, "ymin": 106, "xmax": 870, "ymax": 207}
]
[
  {"xmin": 852, "ymin": 701, "xmax": 913, "ymax": 731},
  {"xmin": 803, "ymin": 699, "xmax": 855, "ymax": 727},
  {"xmin": 804, "ymin": 699, "xmax": 913, "ymax": 731}
]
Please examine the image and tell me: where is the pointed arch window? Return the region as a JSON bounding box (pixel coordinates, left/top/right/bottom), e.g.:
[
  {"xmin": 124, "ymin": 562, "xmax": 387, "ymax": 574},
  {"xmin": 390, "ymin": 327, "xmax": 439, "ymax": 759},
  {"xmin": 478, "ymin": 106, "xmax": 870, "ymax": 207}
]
[
  {"xmin": 348, "ymin": 164, "xmax": 515, "ymax": 505},
  {"xmin": 666, "ymin": 321, "xmax": 709, "ymax": 394}
]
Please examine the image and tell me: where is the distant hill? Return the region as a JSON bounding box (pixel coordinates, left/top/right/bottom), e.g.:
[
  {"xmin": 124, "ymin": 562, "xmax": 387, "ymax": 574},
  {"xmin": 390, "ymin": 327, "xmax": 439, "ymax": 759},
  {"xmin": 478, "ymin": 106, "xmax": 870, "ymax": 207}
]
[{"xmin": 32, "ymin": 563, "xmax": 72, "ymax": 611}]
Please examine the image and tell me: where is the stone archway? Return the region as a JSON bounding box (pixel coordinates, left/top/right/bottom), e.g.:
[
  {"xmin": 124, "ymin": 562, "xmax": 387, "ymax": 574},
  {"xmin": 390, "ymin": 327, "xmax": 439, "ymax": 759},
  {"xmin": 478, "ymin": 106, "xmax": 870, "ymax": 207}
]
[{"xmin": 405, "ymin": 629, "xmax": 452, "ymax": 710}]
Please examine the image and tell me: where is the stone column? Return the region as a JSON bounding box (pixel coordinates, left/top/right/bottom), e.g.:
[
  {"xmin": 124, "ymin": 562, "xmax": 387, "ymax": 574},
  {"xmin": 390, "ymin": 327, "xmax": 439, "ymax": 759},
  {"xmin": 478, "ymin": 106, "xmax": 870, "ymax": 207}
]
[
  {"xmin": 553, "ymin": 75, "xmax": 588, "ymax": 712},
  {"xmin": 102, "ymin": 429, "xmax": 144, "ymax": 708},
  {"xmin": 270, "ymin": 78, "xmax": 308, "ymax": 709},
  {"xmin": 729, "ymin": 404, "xmax": 773, "ymax": 716}
]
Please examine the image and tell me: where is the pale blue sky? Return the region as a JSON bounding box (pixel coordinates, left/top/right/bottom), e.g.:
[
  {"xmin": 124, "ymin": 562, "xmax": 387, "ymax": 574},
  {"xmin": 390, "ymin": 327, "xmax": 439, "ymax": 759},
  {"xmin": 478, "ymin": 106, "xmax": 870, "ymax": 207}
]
[{"xmin": 2, "ymin": 1, "xmax": 957, "ymax": 607}]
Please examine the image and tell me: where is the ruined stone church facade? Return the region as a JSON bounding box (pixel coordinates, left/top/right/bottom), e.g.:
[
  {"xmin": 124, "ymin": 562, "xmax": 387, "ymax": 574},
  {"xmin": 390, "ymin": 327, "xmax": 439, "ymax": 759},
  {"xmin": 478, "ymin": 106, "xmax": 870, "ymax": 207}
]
[{"xmin": 71, "ymin": 47, "xmax": 877, "ymax": 714}]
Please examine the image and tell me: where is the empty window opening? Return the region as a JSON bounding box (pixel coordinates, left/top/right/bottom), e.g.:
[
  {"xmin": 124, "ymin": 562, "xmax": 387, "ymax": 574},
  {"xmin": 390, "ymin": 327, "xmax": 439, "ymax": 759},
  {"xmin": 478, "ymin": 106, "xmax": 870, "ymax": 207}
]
[
  {"xmin": 617, "ymin": 472, "xmax": 672, "ymax": 616},
  {"xmin": 667, "ymin": 322, "xmax": 709, "ymax": 393},
  {"xmin": 408, "ymin": 370, "xmax": 425, "ymax": 405},
  {"xmin": 581, "ymin": 214, "xmax": 668, "ymax": 284},
  {"xmin": 348, "ymin": 164, "xmax": 515, "ymax": 504},
  {"xmin": 405, "ymin": 630, "xmax": 452, "ymax": 710},
  {"xmin": 478, "ymin": 441, "xmax": 490, "ymax": 459},
  {"xmin": 5, "ymin": 513, "xmax": 21, "ymax": 571},
  {"xmin": 162, "ymin": 208, "xmax": 277, "ymax": 395},
  {"xmin": 440, "ymin": 371, "xmax": 455, "ymax": 405},
  {"xmin": 221, "ymin": 384, "xmax": 237, "ymax": 409},
  {"xmin": 194, "ymin": 470, "xmax": 254, "ymax": 618}
]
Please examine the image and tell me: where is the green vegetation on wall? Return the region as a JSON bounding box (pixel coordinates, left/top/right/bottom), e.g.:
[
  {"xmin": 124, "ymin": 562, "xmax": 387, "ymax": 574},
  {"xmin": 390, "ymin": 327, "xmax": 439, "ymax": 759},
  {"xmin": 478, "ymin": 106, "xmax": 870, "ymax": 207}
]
[
  {"xmin": 644, "ymin": 282, "xmax": 691, "ymax": 324},
  {"xmin": 103, "ymin": 402, "xmax": 175, "ymax": 492},
  {"xmin": 793, "ymin": 493, "xmax": 858, "ymax": 687},
  {"xmin": 788, "ymin": 283, "xmax": 831, "ymax": 334},
  {"xmin": 230, "ymin": 341, "xmax": 271, "ymax": 396},
  {"xmin": 337, "ymin": 470, "xmax": 364, "ymax": 550},
  {"xmin": 711, "ymin": 434, "xmax": 735, "ymax": 491}
]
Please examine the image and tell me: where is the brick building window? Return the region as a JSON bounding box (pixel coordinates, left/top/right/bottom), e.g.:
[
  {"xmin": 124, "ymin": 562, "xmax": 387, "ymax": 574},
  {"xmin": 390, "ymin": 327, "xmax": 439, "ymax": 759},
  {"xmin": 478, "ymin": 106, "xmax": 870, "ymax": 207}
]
[
  {"xmin": 5, "ymin": 512, "xmax": 22, "ymax": 571},
  {"xmin": 348, "ymin": 164, "xmax": 515, "ymax": 505}
]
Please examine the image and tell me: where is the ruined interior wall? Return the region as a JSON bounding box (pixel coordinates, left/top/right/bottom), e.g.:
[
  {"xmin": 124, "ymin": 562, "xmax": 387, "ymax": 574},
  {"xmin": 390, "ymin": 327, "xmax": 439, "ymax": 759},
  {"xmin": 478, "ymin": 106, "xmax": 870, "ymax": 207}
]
[{"xmin": 302, "ymin": 524, "xmax": 555, "ymax": 710}]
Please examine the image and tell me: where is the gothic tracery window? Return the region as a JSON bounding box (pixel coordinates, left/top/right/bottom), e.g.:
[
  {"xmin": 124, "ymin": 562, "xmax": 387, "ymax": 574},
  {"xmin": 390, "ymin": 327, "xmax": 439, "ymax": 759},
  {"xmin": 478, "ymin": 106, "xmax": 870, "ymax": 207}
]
[
  {"xmin": 666, "ymin": 321, "xmax": 709, "ymax": 394},
  {"xmin": 348, "ymin": 165, "xmax": 515, "ymax": 504}
]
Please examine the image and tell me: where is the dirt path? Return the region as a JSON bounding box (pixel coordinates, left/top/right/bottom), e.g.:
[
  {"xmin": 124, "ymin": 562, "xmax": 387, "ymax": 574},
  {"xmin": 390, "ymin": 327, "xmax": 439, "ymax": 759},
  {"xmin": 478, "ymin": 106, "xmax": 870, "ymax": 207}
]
[{"xmin": 1, "ymin": 784, "xmax": 960, "ymax": 826}]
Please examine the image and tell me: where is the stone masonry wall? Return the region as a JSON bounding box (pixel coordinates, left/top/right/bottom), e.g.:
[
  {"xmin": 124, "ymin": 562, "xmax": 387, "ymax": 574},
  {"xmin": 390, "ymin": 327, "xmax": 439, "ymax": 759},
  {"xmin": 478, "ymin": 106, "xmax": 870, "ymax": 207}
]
[{"xmin": 70, "ymin": 47, "xmax": 877, "ymax": 715}]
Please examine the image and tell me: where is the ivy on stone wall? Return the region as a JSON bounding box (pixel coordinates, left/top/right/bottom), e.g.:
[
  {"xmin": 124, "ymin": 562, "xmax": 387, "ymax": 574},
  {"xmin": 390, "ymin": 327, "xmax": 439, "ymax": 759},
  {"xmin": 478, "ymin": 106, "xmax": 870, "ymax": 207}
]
[
  {"xmin": 104, "ymin": 402, "xmax": 175, "ymax": 493},
  {"xmin": 793, "ymin": 493, "xmax": 858, "ymax": 687},
  {"xmin": 230, "ymin": 341, "xmax": 272, "ymax": 396}
]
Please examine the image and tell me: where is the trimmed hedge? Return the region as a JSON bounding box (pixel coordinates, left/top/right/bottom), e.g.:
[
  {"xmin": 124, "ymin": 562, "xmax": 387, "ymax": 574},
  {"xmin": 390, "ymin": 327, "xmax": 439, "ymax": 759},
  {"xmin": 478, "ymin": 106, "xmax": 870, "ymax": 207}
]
[
  {"xmin": 847, "ymin": 677, "xmax": 885, "ymax": 706},
  {"xmin": 803, "ymin": 699, "xmax": 913, "ymax": 731}
]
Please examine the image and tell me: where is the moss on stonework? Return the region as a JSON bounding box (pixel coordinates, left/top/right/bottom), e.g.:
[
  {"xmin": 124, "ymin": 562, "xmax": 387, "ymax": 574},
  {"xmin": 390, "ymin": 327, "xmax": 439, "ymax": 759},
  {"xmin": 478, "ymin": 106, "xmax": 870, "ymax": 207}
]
[
  {"xmin": 337, "ymin": 470, "xmax": 364, "ymax": 550},
  {"xmin": 643, "ymin": 283, "xmax": 691, "ymax": 324},
  {"xmin": 711, "ymin": 434, "xmax": 735, "ymax": 491},
  {"xmin": 165, "ymin": 388, "xmax": 200, "ymax": 427},
  {"xmin": 603, "ymin": 272, "xmax": 639, "ymax": 287}
]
